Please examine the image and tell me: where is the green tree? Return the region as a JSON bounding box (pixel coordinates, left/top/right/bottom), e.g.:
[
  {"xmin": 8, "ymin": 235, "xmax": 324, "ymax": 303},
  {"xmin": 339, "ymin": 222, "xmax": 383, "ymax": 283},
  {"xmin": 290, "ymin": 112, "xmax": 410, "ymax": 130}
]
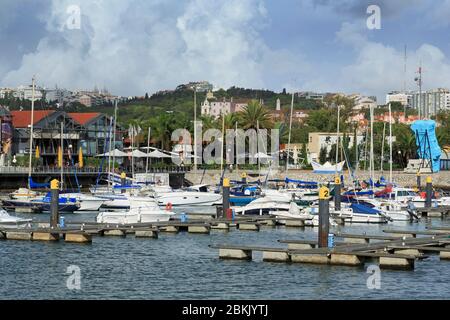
[
  {"xmin": 392, "ymin": 124, "xmax": 416, "ymax": 168},
  {"xmin": 319, "ymin": 146, "xmax": 327, "ymax": 164},
  {"xmin": 237, "ymin": 99, "xmax": 271, "ymax": 129}
]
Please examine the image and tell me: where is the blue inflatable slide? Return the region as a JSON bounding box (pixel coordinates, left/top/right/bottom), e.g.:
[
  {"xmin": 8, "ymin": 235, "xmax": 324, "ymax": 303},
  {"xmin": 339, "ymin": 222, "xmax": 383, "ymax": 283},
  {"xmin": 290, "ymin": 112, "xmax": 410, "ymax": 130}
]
[{"xmin": 410, "ymin": 120, "xmax": 441, "ymax": 173}]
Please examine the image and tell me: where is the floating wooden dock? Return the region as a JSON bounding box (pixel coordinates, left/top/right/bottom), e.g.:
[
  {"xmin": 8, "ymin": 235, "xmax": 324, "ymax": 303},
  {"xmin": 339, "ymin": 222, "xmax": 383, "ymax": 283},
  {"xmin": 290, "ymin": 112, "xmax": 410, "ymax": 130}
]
[
  {"xmin": 210, "ymin": 230, "xmax": 450, "ymax": 270},
  {"xmin": 416, "ymin": 206, "xmax": 450, "ymax": 218},
  {"xmin": 0, "ymin": 215, "xmax": 305, "ymax": 244}
]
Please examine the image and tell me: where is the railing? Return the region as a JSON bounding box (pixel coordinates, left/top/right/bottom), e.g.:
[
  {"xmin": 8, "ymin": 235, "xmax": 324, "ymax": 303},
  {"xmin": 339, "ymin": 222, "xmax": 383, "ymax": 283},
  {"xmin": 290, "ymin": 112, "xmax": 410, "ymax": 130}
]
[{"xmin": 0, "ymin": 166, "xmax": 191, "ymax": 174}]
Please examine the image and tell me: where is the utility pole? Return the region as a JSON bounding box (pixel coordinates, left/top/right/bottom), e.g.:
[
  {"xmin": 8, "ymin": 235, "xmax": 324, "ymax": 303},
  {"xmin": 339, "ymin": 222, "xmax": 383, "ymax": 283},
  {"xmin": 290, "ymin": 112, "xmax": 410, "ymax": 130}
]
[{"xmin": 415, "ymin": 63, "xmax": 423, "ymax": 119}]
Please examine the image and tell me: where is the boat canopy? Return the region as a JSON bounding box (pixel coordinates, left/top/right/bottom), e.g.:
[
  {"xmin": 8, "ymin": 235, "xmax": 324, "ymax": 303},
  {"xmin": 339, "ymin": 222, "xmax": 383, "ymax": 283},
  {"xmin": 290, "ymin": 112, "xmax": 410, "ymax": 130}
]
[
  {"xmin": 29, "ymin": 177, "xmax": 50, "ymax": 189},
  {"xmin": 350, "ymin": 203, "xmax": 381, "ymax": 215},
  {"xmin": 284, "ymin": 178, "xmax": 318, "ymax": 186}
]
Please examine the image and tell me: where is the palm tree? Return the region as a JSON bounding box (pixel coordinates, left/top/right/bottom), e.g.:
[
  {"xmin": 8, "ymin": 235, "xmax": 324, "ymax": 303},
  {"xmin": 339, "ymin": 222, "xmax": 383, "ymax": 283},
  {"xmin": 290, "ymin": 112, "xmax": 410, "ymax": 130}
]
[
  {"xmin": 393, "ymin": 129, "xmax": 416, "ymax": 168},
  {"xmin": 149, "ymin": 114, "xmax": 177, "ymax": 150},
  {"xmin": 273, "ymin": 122, "xmax": 288, "ymax": 144},
  {"xmin": 217, "ymin": 113, "xmax": 238, "ymax": 131},
  {"xmin": 238, "ymin": 99, "xmax": 271, "ymax": 129},
  {"xmin": 200, "ymin": 115, "xmax": 218, "ymax": 133}
]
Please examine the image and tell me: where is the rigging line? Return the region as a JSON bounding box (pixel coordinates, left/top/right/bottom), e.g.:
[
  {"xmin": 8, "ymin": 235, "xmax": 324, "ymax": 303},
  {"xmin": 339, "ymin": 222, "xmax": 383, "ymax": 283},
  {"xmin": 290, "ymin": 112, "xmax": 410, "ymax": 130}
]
[{"xmin": 94, "ymin": 119, "xmax": 113, "ymax": 192}]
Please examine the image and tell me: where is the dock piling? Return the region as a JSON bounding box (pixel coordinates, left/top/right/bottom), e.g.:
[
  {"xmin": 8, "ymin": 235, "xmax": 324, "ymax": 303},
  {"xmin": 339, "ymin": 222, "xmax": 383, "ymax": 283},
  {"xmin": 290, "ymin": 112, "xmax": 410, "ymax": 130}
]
[
  {"xmin": 50, "ymin": 179, "xmax": 59, "ymax": 229},
  {"xmin": 334, "ymin": 176, "xmax": 341, "ymax": 211},
  {"xmin": 121, "ymin": 172, "xmax": 126, "ymax": 193},
  {"xmin": 222, "ymin": 178, "xmax": 230, "ymax": 219},
  {"xmin": 318, "ymin": 186, "xmax": 330, "ymax": 248},
  {"xmin": 241, "ymin": 172, "xmax": 247, "ymax": 184},
  {"xmin": 417, "ymin": 172, "xmax": 421, "ymax": 190},
  {"xmin": 425, "ymin": 176, "xmax": 432, "ymax": 208}
]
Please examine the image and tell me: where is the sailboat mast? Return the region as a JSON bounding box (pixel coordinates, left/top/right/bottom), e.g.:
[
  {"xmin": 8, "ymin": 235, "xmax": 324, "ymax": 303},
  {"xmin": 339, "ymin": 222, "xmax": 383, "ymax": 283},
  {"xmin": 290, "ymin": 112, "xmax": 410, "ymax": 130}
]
[
  {"xmin": 131, "ymin": 127, "xmax": 135, "ymax": 180},
  {"xmin": 257, "ymin": 120, "xmax": 260, "ymax": 176},
  {"xmin": 389, "ymin": 103, "xmax": 393, "ymax": 184},
  {"xmin": 27, "ymin": 77, "xmax": 36, "ymax": 189},
  {"xmin": 355, "ymin": 127, "xmax": 359, "ymax": 172},
  {"xmin": 370, "ymin": 105, "xmax": 374, "ymax": 188},
  {"xmin": 146, "ymin": 126, "xmax": 151, "ymax": 174},
  {"xmin": 193, "ymin": 88, "xmax": 197, "ymax": 173},
  {"xmin": 286, "ymin": 92, "xmax": 294, "ymax": 173},
  {"xmin": 107, "ymin": 116, "xmax": 113, "ymax": 191},
  {"xmin": 380, "ymin": 121, "xmax": 386, "ymax": 175},
  {"xmin": 363, "ymin": 126, "xmax": 368, "ymax": 172},
  {"xmin": 60, "ymin": 121, "xmax": 64, "ymax": 190},
  {"xmin": 335, "ymin": 105, "xmax": 340, "ymax": 175},
  {"xmin": 220, "ymin": 114, "xmax": 225, "ymax": 172},
  {"xmin": 112, "ymin": 99, "xmax": 118, "ymax": 174},
  {"xmin": 235, "ymin": 121, "xmax": 238, "ymax": 175}
]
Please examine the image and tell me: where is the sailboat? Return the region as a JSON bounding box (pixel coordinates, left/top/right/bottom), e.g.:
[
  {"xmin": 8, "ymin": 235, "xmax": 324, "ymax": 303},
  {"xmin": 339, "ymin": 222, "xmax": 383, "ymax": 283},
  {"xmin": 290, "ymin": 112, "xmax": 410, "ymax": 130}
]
[
  {"xmin": 2, "ymin": 79, "xmax": 80, "ymax": 213},
  {"xmin": 311, "ymin": 160, "xmax": 345, "ymax": 174}
]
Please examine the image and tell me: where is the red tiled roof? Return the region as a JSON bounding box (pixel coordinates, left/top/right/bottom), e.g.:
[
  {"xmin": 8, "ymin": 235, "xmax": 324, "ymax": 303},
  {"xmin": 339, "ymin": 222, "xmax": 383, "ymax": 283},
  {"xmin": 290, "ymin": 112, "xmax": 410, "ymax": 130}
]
[
  {"xmin": 11, "ymin": 110, "xmax": 55, "ymax": 128},
  {"xmin": 68, "ymin": 113, "xmax": 101, "ymax": 125}
]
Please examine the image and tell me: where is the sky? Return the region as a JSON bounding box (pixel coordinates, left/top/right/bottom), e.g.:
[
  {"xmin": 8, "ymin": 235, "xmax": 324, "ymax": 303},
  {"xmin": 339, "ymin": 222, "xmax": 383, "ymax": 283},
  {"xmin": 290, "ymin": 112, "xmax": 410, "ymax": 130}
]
[{"xmin": 1, "ymin": 0, "xmax": 450, "ymax": 103}]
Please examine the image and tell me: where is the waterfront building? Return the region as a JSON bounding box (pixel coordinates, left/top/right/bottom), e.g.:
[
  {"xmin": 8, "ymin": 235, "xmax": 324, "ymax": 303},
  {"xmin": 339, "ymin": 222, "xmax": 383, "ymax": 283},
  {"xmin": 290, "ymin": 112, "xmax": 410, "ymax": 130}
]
[
  {"xmin": 10, "ymin": 111, "xmax": 119, "ymax": 166},
  {"xmin": 0, "ymin": 106, "xmax": 13, "ymax": 166}
]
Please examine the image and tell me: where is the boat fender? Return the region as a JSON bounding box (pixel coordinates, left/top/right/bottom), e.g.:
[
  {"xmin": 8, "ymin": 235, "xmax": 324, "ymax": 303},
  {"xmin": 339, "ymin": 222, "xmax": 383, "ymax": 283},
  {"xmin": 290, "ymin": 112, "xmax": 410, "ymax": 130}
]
[{"xmin": 165, "ymin": 203, "xmax": 173, "ymax": 211}]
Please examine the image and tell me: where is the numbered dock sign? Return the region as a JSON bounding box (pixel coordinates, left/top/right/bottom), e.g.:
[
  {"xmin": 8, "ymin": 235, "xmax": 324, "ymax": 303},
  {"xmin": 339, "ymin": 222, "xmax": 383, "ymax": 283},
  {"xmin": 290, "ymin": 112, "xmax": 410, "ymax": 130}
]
[{"xmin": 319, "ymin": 186, "xmax": 330, "ymax": 199}]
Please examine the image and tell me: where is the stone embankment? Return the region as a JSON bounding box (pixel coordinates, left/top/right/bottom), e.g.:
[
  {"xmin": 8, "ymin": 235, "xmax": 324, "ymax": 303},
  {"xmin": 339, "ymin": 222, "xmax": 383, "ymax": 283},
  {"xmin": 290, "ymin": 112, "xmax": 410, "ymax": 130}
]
[{"xmin": 186, "ymin": 169, "xmax": 450, "ymax": 189}]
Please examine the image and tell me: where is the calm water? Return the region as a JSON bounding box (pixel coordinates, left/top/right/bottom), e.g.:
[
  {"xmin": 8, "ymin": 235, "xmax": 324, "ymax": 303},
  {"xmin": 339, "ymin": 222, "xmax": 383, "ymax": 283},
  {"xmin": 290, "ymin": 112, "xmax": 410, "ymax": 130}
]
[{"xmin": 1, "ymin": 211, "xmax": 449, "ymax": 300}]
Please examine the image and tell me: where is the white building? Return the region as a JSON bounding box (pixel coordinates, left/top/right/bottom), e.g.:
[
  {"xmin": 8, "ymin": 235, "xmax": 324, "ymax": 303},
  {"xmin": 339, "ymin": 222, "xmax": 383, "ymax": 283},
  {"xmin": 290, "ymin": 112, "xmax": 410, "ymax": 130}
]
[
  {"xmin": 0, "ymin": 87, "xmax": 15, "ymax": 99},
  {"xmin": 353, "ymin": 95, "xmax": 377, "ymax": 110},
  {"xmin": 297, "ymin": 91, "xmax": 325, "ymax": 101},
  {"xmin": 307, "ymin": 132, "xmax": 365, "ymax": 160},
  {"xmin": 386, "ymin": 91, "xmax": 413, "ymax": 107},
  {"xmin": 201, "ymin": 97, "xmax": 248, "ymax": 119},
  {"xmin": 13, "ymin": 85, "xmax": 44, "ymax": 100},
  {"xmin": 411, "ymin": 88, "xmax": 450, "ymax": 116}
]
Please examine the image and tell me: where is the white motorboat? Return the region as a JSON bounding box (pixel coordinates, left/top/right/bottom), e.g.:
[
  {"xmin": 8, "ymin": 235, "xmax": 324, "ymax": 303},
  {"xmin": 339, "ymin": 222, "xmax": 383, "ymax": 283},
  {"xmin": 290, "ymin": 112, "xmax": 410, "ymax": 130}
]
[
  {"xmin": 361, "ymin": 198, "xmax": 414, "ymax": 221},
  {"xmin": 96, "ymin": 200, "xmax": 174, "ymax": 224},
  {"xmin": 270, "ymin": 202, "xmax": 338, "ymax": 226},
  {"xmin": 333, "ymin": 202, "xmax": 389, "ymax": 223},
  {"xmin": 9, "ymin": 188, "xmax": 40, "ymax": 200},
  {"xmin": 233, "ymin": 196, "xmax": 291, "ymax": 215},
  {"xmin": 153, "ymin": 184, "xmax": 222, "ymax": 207},
  {"xmin": 98, "ymin": 194, "xmax": 156, "ymax": 210},
  {"xmin": 382, "ymin": 187, "xmax": 449, "ymax": 209},
  {"xmin": 0, "ymin": 209, "xmax": 32, "ymax": 229},
  {"xmin": 60, "ymin": 193, "xmax": 105, "ymax": 211}
]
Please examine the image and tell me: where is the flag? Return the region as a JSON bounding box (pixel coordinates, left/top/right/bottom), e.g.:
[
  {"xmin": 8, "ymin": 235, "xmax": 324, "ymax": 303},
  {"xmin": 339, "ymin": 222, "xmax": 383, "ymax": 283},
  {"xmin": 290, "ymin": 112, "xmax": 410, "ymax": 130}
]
[
  {"xmin": 57, "ymin": 146, "xmax": 63, "ymax": 168},
  {"xmin": 35, "ymin": 146, "xmax": 40, "ymax": 159},
  {"xmin": 78, "ymin": 146, "xmax": 83, "ymax": 168}
]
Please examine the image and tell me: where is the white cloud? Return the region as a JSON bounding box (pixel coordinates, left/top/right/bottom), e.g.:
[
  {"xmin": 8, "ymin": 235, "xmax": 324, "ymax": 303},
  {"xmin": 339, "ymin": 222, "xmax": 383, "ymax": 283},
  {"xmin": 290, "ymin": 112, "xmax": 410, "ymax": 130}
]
[
  {"xmin": 332, "ymin": 22, "xmax": 450, "ymax": 102},
  {"xmin": 0, "ymin": 0, "xmax": 309, "ymax": 95}
]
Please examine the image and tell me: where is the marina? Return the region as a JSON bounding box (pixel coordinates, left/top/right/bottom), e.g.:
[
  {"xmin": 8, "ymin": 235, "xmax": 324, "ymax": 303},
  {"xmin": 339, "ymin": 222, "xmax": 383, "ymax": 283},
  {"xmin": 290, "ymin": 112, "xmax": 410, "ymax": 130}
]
[
  {"xmin": 0, "ymin": 207, "xmax": 449, "ymax": 299},
  {"xmin": 1, "ymin": 85, "xmax": 450, "ymax": 301}
]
